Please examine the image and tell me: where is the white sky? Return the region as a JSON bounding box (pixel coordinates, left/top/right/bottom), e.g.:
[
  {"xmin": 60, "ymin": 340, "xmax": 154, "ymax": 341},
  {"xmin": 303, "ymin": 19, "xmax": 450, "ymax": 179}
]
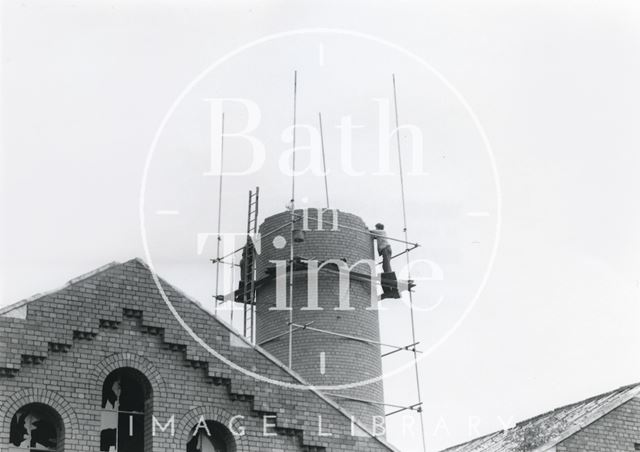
[{"xmin": 2, "ymin": 1, "xmax": 640, "ymax": 451}]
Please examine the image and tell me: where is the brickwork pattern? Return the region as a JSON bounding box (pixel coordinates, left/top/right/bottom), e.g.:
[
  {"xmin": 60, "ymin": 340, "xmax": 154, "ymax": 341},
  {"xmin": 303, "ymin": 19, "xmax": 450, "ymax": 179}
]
[
  {"xmin": 255, "ymin": 209, "xmax": 385, "ymax": 424},
  {"xmin": 0, "ymin": 259, "xmax": 395, "ymax": 452},
  {"xmin": 556, "ymin": 396, "xmax": 640, "ymax": 452}
]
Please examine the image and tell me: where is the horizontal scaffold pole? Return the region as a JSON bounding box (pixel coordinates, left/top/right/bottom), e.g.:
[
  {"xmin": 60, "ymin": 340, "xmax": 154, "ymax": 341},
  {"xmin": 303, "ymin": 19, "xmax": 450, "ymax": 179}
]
[
  {"xmin": 213, "ymin": 219, "xmax": 298, "ymax": 263},
  {"xmin": 294, "ymin": 212, "xmax": 420, "ymax": 248},
  {"xmin": 209, "ymin": 259, "xmax": 240, "ymax": 267},
  {"xmin": 381, "ymin": 341, "xmax": 420, "ymax": 358},
  {"xmin": 257, "ymin": 321, "xmax": 315, "ymax": 346},
  {"xmin": 212, "ymin": 213, "xmax": 420, "ymax": 264},
  {"xmin": 385, "ymin": 402, "xmax": 424, "ymax": 417},
  {"xmin": 379, "ymin": 243, "xmax": 420, "ymax": 265},
  {"xmin": 289, "ymin": 322, "xmax": 423, "ymax": 354},
  {"xmin": 324, "ymin": 393, "xmax": 422, "ymax": 413}
]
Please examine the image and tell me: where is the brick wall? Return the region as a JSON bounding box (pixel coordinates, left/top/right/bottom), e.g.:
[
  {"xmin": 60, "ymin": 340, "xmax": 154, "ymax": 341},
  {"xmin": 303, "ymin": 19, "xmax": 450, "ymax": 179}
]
[
  {"xmin": 0, "ymin": 259, "xmax": 395, "ymax": 452},
  {"xmin": 556, "ymin": 396, "xmax": 640, "ymax": 452},
  {"xmin": 255, "ymin": 208, "xmax": 385, "ymax": 425}
]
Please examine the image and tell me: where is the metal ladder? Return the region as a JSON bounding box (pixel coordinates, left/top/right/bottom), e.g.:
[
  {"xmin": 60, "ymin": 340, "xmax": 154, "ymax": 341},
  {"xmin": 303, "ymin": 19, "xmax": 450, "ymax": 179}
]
[{"xmin": 242, "ymin": 187, "xmax": 259, "ymax": 342}]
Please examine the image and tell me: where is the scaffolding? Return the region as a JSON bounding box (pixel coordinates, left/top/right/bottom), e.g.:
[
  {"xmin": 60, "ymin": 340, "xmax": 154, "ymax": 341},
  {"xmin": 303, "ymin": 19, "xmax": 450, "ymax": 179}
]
[
  {"xmin": 210, "ymin": 73, "xmax": 428, "ymax": 452},
  {"xmin": 217, "ymin": 204, "xmax": 426, "ymax": 441}
]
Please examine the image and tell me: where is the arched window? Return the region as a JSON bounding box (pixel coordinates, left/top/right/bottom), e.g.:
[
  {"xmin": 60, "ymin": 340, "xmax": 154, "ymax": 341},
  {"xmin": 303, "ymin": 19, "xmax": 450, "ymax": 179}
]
[
  {"xmin": 100, "ymin": 368, "xmax": 151, "ymax": 452},
  {"xmin": 9, "ymin": 403, "xmax": 63, "ymax": 452},
  {"xmin": 186, "ymin": 420, "xmax": 236, "ymax": 452}
]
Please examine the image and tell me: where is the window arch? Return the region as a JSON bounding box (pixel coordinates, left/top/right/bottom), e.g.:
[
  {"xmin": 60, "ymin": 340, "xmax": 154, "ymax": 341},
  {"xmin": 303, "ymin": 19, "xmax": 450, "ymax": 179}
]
[
  {"xmin": 9, "ymin": 403, "xmax": 63, "ymax": 452},
  {"xmin": 186, "ymin": 420, "xmax": 236, "ymax": 452},
  {"xmin": 100, "ymin": 367, "xmax": 152, "ymax": 452}
]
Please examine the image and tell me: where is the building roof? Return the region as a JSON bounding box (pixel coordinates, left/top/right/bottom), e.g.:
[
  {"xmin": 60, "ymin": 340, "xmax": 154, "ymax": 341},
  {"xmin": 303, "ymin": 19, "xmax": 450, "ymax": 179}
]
[
  {"xmin": 441, "ymin": 382, "xmax": 640, "ymax": 452},
  {"xmin": 0, "ymin": 258, "xmax": 399, "ymax": 452}
]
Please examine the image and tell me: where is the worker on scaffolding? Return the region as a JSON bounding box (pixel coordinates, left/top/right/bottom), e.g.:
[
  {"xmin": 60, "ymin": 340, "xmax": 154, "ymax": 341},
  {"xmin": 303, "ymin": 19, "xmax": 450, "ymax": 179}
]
[
  {"xmin": 239, "ymin": 244, "xmax": 247, "ymax": 286},
  {"xmin": 371, "ymin": 223, "xmax": 402, "ymax": 299},
  {"xmin": 235, "ymin": 240, "xmax": 250, "ymax": 303},
  {"xmin": 371, "ymin": 223, "xmax": 393, "ymax": 273}
]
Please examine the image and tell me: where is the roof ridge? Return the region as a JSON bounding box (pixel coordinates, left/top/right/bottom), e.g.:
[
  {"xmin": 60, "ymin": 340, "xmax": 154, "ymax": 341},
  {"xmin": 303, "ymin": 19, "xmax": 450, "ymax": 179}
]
[
  {"xmin": 516, "ymin": 382, "xmax": 640, "ymax": 427},
  {"xmin": 530, "ymin": 383, "xmax": 640, "ymax": 452}
]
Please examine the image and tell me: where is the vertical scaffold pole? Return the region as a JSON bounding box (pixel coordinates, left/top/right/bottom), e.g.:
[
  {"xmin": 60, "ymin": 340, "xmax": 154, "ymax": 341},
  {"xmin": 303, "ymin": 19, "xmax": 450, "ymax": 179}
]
[
  {"xmin": 393, "ymin": 73, "xmax": 427, "ymax": 452},
  {"xmin": 318, "ymin": 112, "xmax": 330, "ymax": 209},
  {"xmin": 288, "ymin": 70, "xmax": 298, "ymax": 368},
  {"xmin": 214, "ymin": 112, "xmax": 225, "ymax": 315}
]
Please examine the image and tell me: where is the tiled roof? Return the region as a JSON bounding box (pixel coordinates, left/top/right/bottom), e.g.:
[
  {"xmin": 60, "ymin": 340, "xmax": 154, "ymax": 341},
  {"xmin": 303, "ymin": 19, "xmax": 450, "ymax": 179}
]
[{"xmin": 441, "ymin": 382, "xmax": 640, "ymax": 452}]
